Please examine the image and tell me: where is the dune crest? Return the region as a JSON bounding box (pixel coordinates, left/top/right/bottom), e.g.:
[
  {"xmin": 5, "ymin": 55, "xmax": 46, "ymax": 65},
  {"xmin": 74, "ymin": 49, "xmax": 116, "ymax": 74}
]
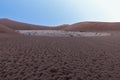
[
  {"xmin": 0, "ymin": 18, "xmax": 49, "ymax": 30},
  {"xmin": 60, "ymin": 22, "xmax": 120, "ymax": 31},
  {"xmin": 1, "ymin": 18, "xmax": 120, "ymax": 32}
]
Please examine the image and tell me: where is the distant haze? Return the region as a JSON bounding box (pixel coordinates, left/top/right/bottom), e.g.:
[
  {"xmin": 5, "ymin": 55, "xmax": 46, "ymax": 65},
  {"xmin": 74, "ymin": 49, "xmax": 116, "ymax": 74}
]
[{"xmin": 0, "ymin": 0, "xmax": 120, "ymax": 26}]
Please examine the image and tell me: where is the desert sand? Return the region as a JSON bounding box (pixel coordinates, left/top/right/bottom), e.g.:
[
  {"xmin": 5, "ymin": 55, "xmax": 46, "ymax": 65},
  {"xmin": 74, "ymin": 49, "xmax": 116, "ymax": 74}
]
[
  {"xmin": 1, "ymin": 19, "xmax": 120, "ymax": 80},
  {"xmin": 0, "ymin": 33, "xmax": 120, "ymax": 80}
]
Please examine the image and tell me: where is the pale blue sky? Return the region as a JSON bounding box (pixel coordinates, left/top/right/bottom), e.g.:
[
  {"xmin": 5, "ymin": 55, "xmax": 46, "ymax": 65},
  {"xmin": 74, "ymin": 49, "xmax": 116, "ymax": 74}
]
[{"xmin": 0, "ymin": 0, "xmax": 120, "ymax": 26}]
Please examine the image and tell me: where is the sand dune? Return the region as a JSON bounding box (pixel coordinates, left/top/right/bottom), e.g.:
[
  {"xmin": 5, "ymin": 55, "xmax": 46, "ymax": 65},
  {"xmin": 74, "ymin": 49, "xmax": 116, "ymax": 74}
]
[
  {"xmin": 60, "ymin": 22, "xmax": 120, "ymax": 31},
  {"xmin": 1, "ymin": 19, "xmax": 120, "ymax": 32},
  {"xmin": 1, "ymin": 18, "xmax": 120, "ymax": 32},
  {"xmin": 0, "ymin": 18, "xmax": 50, "ymax": 30}
]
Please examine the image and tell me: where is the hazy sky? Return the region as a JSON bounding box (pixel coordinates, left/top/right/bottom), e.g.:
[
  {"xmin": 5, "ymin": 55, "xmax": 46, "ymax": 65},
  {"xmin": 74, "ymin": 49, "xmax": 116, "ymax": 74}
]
[{"xmin": 0, "ymin": 0, "xmax": 120, "ymax": 26}]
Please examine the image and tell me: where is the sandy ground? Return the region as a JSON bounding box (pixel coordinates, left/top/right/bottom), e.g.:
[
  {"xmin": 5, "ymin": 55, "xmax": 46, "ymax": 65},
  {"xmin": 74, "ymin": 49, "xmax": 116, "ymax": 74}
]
[{"xmin": 0, "ymin": 32, "xmax": 120, "ymax": 80}]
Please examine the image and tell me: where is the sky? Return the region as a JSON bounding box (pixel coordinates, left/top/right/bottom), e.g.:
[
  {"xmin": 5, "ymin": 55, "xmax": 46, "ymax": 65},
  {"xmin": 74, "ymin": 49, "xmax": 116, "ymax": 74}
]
[{"xmin": 0, "ymin": 0, "xmax": 120, "ymax": 26}]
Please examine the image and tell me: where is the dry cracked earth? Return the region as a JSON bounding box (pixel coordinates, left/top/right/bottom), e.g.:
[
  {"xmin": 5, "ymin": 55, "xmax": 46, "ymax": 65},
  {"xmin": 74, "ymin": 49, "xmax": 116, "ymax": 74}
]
[{"xmin": 0, "ymin": 33, "xmax": 120, "ymax": 80}]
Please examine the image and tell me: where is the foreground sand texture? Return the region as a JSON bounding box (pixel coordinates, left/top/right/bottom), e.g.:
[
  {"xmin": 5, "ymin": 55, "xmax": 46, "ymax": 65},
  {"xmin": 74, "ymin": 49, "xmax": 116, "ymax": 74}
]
[{"xmin": 0, "ymin": 34, "xmax": 120, "ymax": 80}]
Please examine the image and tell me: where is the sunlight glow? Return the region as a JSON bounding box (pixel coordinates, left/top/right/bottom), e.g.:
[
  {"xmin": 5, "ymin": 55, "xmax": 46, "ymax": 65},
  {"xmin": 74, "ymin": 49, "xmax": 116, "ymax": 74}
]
[{"xmin": 85, "ymin": 0, "xmax": 120, "ymax": 21}]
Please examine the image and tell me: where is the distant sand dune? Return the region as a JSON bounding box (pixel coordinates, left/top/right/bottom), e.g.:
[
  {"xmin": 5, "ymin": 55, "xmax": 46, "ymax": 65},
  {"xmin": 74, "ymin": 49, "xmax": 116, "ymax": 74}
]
[
  {"xmin": 0, "ymin": 18, "xmax": 50, "ymax": 30},
  {"xmin": 1, "ymin": 19, "xmax": 120, "ymax": 32},
  {"xmin": 60, "ymin": 22, "xmax": 120, "ymax": 31}
]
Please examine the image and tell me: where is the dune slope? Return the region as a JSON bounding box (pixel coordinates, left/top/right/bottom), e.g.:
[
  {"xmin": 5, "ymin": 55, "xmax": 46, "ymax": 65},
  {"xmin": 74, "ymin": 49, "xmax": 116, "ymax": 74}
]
[
  {"xmin": 0, "ymin": 18, "xmax": 50, "ymax": 30},
  {"xmin": 0, "ymin": 24, "xmax": 14, "ymax": 33},
  {"xmin": 1, "ymin": 18, "xmax": 120, "ymax": 32},
  {"xmin": 61, "ymin": 22, "xmax": 120, "ymax": 31}
]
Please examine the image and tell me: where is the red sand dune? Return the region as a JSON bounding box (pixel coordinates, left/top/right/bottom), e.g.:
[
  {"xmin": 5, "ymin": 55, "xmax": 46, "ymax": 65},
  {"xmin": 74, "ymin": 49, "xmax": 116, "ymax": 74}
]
[
  {"xmin": 1, "ymin": 18, "xmax": 120, "ymax": 32},
  {"xmin": 60, "ymin": 22, "xmax": 120, "ymax": 31},
  {"xmin": 0, "ymin": 18, "xmax": 50, "ymax": 30},
  {"xmin": 52, "ymin": 24, "xmax": 70, "ymax": 30}
]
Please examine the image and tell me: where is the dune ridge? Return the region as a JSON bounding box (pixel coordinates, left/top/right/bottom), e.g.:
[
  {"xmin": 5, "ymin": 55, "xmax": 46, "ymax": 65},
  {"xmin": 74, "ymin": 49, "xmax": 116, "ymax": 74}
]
[
  {"xmin": 0, "ymin": 18, "xmax": 50, "ymax": 30},
  {"xmin": 1, "ymin": 18, "xmax": 120, "ymax": 33},
  {"xmin": 58, "ymin": 22, "xmax": 120, "ymax": 31}
]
